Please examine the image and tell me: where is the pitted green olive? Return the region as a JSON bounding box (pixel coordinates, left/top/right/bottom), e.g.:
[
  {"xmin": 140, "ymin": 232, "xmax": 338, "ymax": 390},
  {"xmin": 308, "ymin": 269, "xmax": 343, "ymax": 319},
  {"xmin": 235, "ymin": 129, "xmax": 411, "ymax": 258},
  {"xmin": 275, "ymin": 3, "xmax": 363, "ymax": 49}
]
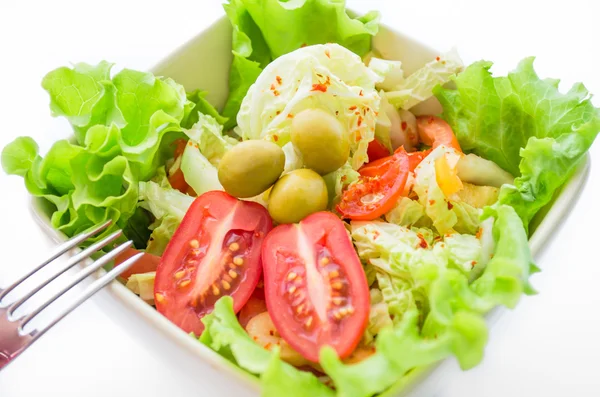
[
  {"xmin": 268, "ymin": 169, "xmax": 328, "ymax": 224},
  {"xmin": 291, "ymin": 109, "xmax": 349, "ymax": 175},
  {"xmin": 218, "ymin": 140, "xmax": 285, "ymax": 198}
]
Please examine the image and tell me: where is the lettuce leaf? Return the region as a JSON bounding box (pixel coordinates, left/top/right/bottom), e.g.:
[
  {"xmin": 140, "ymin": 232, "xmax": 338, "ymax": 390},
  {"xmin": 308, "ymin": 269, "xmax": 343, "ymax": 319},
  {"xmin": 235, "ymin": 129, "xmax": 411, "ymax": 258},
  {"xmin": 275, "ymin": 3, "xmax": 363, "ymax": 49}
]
[
  {"xmin": 385, "ymin": 50, "xmax": 463, "ymax": 110},
  {"xmin": 1, "ymin": 62, "xmax": 205, "ymax": 244},
  {"xmin": 323, "ymin": 204, "xmax": 530, "ymax": 396},
  {"xmin": 435, "ymin": 58, "xmax": 600, "ymax": 227},
  {"xmin": 237, "ymin": 43, "xmax": 382, "ymax": 169},
  {"xmin": 222, "ymin": 0, "xmax": 379, "ymax": 129},
  {"xmin": 200, "ymin": 296, "xmax": 334, "ymax": 397}
]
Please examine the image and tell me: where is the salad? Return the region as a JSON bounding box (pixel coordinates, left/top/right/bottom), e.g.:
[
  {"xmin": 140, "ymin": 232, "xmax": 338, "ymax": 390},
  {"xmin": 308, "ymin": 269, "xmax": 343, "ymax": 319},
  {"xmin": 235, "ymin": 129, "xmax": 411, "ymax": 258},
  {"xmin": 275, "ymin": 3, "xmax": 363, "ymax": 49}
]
[{"xmin": 2, "ymin": 0, "xmax": 599, "ymax": 396}]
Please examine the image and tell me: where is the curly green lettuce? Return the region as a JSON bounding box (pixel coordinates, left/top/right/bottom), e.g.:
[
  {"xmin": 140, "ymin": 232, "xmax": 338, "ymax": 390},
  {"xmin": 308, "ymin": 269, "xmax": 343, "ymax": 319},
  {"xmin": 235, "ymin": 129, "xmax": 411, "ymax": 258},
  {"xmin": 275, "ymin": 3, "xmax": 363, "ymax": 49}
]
[
  {"xmin": 1, "ymin": 62, "xmax": 222, "ymax": 245},
  {"xmin": 435, "ymin": 58, "xmax": 600, "ymax": 229}
]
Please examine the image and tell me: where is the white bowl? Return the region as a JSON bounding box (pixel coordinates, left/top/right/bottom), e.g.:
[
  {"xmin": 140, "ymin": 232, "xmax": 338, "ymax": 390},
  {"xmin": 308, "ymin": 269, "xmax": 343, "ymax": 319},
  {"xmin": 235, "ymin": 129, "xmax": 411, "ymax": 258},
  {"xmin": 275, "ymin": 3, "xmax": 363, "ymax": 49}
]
[{"xmin": 28, "ymin": 13, "xmax": 592, "ymax": 397}]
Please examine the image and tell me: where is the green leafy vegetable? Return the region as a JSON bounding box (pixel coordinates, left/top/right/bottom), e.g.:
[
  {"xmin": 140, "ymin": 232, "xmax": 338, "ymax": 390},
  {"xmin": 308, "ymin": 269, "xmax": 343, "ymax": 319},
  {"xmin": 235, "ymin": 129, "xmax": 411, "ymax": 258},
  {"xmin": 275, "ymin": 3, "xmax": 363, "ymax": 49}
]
[
  {"xmin": 222, "ymin": 0, "xmax": 380, "ymax": 129},
  {"xmin": 325, "ymin": 204, "xmax": 530, "ymax": 396},
  {"xmin": 2, "ymin": 62, "xmax": 195, "ymax": 244},
  {"xmin": 183, "ymin": 90, "xmax": 229, "ymax": 128},
  {"xmin": 200, "ymin": 297, "xmax": 334, "ymax": 397},
  {"xmin": 435, "ymin": 58, "xmax": 600, "ymax": 227},
  {"xmin": 237, "ymin": 43, "xmax": 382, "ymax": 170},
  {"xmin": 385, "ymin": 50, "xmax": 463, "ymax": 110}
]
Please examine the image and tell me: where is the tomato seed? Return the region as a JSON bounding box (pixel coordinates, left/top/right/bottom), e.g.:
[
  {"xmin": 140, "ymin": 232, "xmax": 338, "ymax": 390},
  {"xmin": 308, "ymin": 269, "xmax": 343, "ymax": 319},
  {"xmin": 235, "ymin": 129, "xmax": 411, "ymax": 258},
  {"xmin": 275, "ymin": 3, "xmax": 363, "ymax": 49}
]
[
  {"xmin": 288, "ymin": 286, "xmax": 297, "ymax": 294},
  {"xmin": 212, "ymin": 285, "xmax": 220, "ymax": 295},
  {"xmin": 320, "ymin": 257, "xmax": 330, "ymax": 266},
  {"xmin": 155, "ymin": 293, "xmax": 165, "ymax": 303},
  {"xmin": 304, "ymin": 317, "xmax": 313, "ymax": 328},
  {"xmin": 174, "ymin": 270, "xmax": 186, "ymax": 280},
  {"xmin": 332, "ymin": 297, "xmax": 344, "ymax": 305},
  {"xmin": 332, "ymin": 281, "xmax": 343, "ymax": 290},
  {"xmin": 228, "ymin": 270, "xmax": 238, "ymax": 279},
  {"xmin": 178, "ymin": 279, "xmax": 191, "ymax": 288},
  {"xmin": 328, "ymin": 270, "xmax": 340, "ymax": 279},
  {"xmin": 229, "ymin": 242, "xmax": 240, "ymax": 252},
  {"xmin": 189, "ymin": 239, "xmax": 199, "ymax": 248},
  {"xmin": 221, "ymin": 280, "xmax": 231, "ymax": 290},
  {"xmin": 233, "ymin": 257, "xmax": 244, "ymax": 266},
  {"xmin": 286, "ymin": 272, "xmax": 297, "ymax": 281},
  {"xmin": 296, "ymin": 304, "xmax": 305, "ymax": 314}
]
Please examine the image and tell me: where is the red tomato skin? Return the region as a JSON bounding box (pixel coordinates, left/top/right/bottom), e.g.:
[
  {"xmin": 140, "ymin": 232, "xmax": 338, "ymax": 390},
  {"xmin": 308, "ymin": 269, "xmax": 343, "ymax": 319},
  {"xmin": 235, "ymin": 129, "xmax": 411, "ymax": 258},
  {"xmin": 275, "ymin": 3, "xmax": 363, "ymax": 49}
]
[
  {"xmin": 154, "ymin": 191, "xmax": 272, "ymax": 335},
  {"xmin": 415, "ymin": 116, "xmax": 462, "ymax": 152},
  {"xmin": 337, "ymin": 149, "xmax": 410, "ymax": 221},
  {"xmin": 114, "ymin": 248, "xmax": 160, "ymax": 280},
  {"xmin": 367, "ymin": 139, "xmax": 391, "ymax": 162},
  {"xmin": 261, "ymin": 212, "xmax": 370, "ymax": 362}
]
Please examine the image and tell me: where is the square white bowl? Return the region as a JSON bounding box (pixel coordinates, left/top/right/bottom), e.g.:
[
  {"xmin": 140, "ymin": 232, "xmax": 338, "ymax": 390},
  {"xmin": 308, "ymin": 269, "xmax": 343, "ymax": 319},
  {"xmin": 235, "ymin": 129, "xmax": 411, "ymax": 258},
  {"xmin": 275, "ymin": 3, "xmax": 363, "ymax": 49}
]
[{"xmin": 28, "ymin": 13, "xmax": 591, "ymax": 397}]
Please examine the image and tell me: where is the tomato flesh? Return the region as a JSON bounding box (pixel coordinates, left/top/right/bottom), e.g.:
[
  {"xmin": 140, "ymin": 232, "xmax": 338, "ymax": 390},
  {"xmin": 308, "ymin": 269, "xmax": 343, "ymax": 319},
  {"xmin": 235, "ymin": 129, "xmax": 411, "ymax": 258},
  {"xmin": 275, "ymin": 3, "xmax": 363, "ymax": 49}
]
[
  {"xmin": 114, "ymin": 248, "xmax": 160, "ymax": 280},
  {"xmin": 262, "ymin": 212, "xmax": 370, "ymax": 362},
  {"xmin": 366, "ymin": 139, "xmax": 391, "ymax": 162},
  {"xmin": 337, "ymin": 148, "xmax": 410, "ymax": 220},
  {"xmin": 154, "ymin": 191, "xmax": 272, "ymax": 335},
  {"xmin": 416, "ymin": 115, "xmax": 462, "ymax": 152}
]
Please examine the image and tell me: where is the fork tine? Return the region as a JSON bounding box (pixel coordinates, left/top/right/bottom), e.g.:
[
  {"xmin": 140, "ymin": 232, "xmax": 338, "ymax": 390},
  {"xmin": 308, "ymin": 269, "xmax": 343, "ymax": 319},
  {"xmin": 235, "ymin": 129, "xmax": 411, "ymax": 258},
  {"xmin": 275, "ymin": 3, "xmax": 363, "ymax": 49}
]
[
  {"xmin": 18, "ymin": 240, "xmax": 134, "ymax": 331},
  {"xmin": 0, "ymin": 220, "xmax": 112, "ymax": 302},
  {"xmin": 5, "ymin": 229, "xmax": 123, "ymax": 316},
  {"xmin": 27, "ymin": 252, "xmax": 144, "ymax": 340}
]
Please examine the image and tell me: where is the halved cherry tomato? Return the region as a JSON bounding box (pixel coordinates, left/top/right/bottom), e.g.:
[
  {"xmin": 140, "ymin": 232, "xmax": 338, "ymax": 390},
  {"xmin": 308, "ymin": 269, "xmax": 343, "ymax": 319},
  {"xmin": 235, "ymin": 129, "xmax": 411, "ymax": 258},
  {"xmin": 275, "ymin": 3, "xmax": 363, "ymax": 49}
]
[
  {"xmin": 154, "ymin": 191, "xmax": 272, "ymax": 335},
  {"xmin": 261, "ymin": 212, "xmax": 370, "ymax": 362},
  {"xmin": 416, "ymin": 115, "xmax": 462, "ymax": 152},
  {"xmin": 406, "ymin": 148, "xmax": 432, "ymax": 170},
  {"xmin": 337, "ymin": 148, "xmax": 410, "ymax": 220},
  {"xmin": 366, "ymin": 139, "xmax": 390, "ymax": 162},
  {"xmin": 114, "ymin": 248, "xmax": 161, "ymax": 280}
]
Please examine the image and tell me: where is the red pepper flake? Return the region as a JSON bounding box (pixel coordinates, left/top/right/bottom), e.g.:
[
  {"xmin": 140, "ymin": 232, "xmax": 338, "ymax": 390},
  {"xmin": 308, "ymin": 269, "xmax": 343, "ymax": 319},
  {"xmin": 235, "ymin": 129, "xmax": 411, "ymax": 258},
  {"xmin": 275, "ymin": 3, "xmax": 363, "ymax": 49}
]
[
  {"xmin": 401, "ymin": 121, "xmax": 408, "ymax": 131},
  {"xmin": 270, "ymin": 83, "xmax": 276, "ymax": 91},
  {"xmin": 447, "ymin": 201, "xmax": 454, "ymax": 210},
  {"xmin": 357, "ymin": 116, "xmax": 363, "ymax": 126},
  {"xmin": 476, "ymin": 228, "xmax": 483, "ymax": 239},
  {"xmin": 373, "ymin": 230, "xmax": 380, "ymax": 240},
  {"xmin": 341, "ymin": 175, "xmax": 347, "ymax": 182},
  {"xmin": 311, "ymin": 83, "xmax": 328, "ymax": 92},
  {"xmin": 187, "ymin": 141, "xmax": 193, "ymax": 146},
  {"xmin": 417, "ymin": 233, "xmax": 428, "ymax": 248},
  {"xmin": 335, "ymin": 110, "xmax": 339, "ymax": 116},
  {"xmin": 301, "ymin": 43, "xmax": 307, "ymax": 48},
  {"xmin": 269, "ymin": 330, "xmax": 274, "ymax": 336},
  {"xmin": 355, "ymin": 131, "xmax": 362, "ymax": 142},
  {"xmin": 273, "ymin": 90, "xmax": 280, "ymax": 96},
  {"xmin": 273, "ymin": 135, "xmax": 279, "ymax": 142},
  {"xmin": 276, "ymin": 110, "xmax": 281, "ymax": 115},
  {"xmin": 429, "ymin": 199, "xmax": 436, "ymax": 205},
  {"xmin": 363, "ymin": 108, "xmax": 367, "ymax": 116},
  {"xmin": 265, "ymin": 343, "xmax": 272, "ymax": 349},
  {"xmin": 355, "ymin": 111, "xmax": 361, "ymax": 116},
  {"xmin": 287, "ymin": 113, "xmax": 294, "ymax": 119},
  {"xmin": 349, "ymin": 105, "xmax": 357, "ymax": 111},
  {"xmin": 471, "ymin": 261, "xmax": 477, "ymax": 268},
  {"xmin": 194, "ymin": 143, "xmax": 199, "ymax": 149},
  {"xmin": 436, "ymin": 56, "xmax": 441, "ymax": 61},
  {"xmin": 325, "ymin": 49, "xmax": 331, "ymax": 58},
  {"xmin": 276, "ymin": 76, "xmax": 282, "ymax": 85},
  {"xmin": 359, "ymin": 90, "xmax": 364, "ymax": 96}
]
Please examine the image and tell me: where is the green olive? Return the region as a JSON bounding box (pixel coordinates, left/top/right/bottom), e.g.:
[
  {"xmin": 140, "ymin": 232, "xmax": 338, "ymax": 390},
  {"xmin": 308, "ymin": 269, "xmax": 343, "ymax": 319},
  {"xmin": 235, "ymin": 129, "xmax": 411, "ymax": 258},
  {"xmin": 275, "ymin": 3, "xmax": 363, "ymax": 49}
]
[
  {"xmin": 268, "ymin": 169, "xmax": 329, "ymax": 224},
  {"xmin": 291, "ymin": 109, "xmax": 349, "ymax": 175},
  {"xmin": 218, "ymin": 140, "xmax": 285, "ymax": 198}
]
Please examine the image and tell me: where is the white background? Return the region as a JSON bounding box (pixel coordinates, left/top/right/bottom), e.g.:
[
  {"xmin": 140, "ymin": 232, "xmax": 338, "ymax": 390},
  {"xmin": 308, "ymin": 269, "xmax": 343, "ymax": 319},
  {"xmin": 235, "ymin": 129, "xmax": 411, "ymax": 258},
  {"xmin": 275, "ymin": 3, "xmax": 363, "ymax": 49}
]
[{"xmin": 1, "ymin": 1, "xmax": 599, "ymax": 396}]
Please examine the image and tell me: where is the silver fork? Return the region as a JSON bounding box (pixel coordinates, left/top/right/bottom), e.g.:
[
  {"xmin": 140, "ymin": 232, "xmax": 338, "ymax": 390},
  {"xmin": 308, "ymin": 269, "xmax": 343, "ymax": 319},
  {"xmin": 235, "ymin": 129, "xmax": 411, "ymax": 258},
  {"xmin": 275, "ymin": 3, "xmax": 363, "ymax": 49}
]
[{"xmin": 0, "ymin": 220, "xmax": 143, "ymax": 371}]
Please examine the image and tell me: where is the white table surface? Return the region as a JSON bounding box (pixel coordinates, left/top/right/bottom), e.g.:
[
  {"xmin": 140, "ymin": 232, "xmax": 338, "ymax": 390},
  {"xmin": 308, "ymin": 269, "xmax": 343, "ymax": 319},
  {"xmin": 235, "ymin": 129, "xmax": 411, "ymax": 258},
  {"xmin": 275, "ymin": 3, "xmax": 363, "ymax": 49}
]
[{"xmin": 1, "ymin": 1, "xmax": 599, "ymax": 396}]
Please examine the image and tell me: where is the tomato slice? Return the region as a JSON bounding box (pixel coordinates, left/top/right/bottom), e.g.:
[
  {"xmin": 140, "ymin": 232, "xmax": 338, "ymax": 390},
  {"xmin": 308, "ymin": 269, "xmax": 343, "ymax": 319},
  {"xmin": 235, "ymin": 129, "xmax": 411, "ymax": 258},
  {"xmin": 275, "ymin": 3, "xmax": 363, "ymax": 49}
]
[
  {"xmin": 415, "ymin": 116, "xmax": 462, "ymax": 152},
  {"xmin": 366, "ymin": 139, "xmax": 391, "ymax": 162},
  {"xmin": 262, "ymin": 212, "xmax": 370, "ymax": 362},
  {"xmin": 114, "ymin": 248, "xmax": 161, "ymax": 280},
  {"xmin": 406, "ymin": 148, "xmax": 432, "ymax": 170},
  {"xmin": 337, "ymin": 148, "xmax": 410, "ymax": 220},
  {"xmin": 168, "ymin": 139, "xmax": 196, "ymax": 194},
  {"xmin": 154, "ymin": 191, "xmax": 272, "ymax": 335}
]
